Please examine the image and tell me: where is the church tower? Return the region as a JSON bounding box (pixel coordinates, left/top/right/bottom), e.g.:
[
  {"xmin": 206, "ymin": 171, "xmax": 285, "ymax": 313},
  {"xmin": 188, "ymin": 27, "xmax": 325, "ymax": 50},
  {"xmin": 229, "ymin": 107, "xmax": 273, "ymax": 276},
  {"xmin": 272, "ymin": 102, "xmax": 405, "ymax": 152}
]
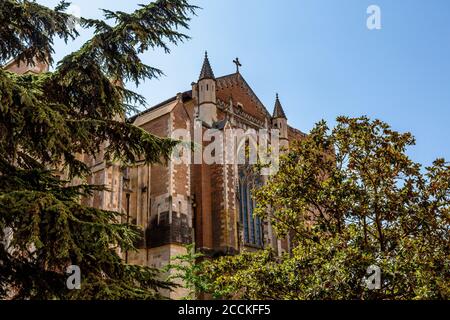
[
  {"xmin": 194, "ymin": 52, "xmax": 217, "ymax": 126},
  {"xmin": 272, "ymin": 93, "xmax": 289, "ymax": 149}
]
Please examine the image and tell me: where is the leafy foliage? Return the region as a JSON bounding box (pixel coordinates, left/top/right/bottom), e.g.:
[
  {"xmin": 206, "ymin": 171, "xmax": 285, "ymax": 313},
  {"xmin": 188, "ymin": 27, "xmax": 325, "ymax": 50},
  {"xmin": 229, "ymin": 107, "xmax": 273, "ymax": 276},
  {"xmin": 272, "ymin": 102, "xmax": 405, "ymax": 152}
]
[
  {"xmin": 0, "ymin": 0, "xmax": 197, "ymax": 299},
  {"xmin": 196, "ymin": 117, "xmax": 449, "ymax": 300},
  {"xmin": 165, "ymin": 244, "xmax": 211, "ymax": 300}
]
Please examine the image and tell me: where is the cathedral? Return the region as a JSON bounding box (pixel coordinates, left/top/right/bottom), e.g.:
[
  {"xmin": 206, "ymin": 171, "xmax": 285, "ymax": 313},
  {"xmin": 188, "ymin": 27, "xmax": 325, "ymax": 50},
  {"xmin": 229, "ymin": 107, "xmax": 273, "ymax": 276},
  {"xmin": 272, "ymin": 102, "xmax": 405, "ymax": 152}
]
[{"xmin": 5, "ymin": 52, "xmax": 306, "ymax": 298}]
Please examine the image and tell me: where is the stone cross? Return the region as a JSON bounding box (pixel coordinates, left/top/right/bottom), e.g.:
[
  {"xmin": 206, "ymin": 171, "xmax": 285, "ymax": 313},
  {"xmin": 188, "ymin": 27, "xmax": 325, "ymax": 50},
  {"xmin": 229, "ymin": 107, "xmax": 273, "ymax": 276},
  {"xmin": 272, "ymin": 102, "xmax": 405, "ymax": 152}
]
[{"xmin": 233, "ymin": 57, "xmax": 242, "ymax": 73}]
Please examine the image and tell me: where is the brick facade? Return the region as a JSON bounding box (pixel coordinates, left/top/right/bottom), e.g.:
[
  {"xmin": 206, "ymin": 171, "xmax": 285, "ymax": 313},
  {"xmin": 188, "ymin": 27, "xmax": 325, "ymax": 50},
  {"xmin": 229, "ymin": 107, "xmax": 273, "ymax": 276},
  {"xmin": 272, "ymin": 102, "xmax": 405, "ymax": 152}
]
[{"xmin": 5, "ymin": 54, "xmax": 306, "ymax": 299}]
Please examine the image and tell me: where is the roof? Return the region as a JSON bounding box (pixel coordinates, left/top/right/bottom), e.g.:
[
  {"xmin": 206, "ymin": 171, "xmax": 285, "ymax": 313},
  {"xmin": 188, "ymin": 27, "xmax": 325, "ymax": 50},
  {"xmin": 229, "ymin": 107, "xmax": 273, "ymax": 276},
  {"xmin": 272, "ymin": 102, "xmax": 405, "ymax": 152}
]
[
  {"xmin": 129, "ymin": 55, "xmax": 291, "ymax": 126},
  {"xmin": 288, "ymin": 125, "xmax": 307, "ymax": 138},
  {"xmin": 3, "ymin": 56, "xmax": 49, "ymax": 74},
  {"xmin": 128, "ymin": 90, "xmax": 192, "ymax": 123},
  {"xmin": 129, "ymin": 72, "xmax": 274, "ymax": 125},
  {"xmin": 216, "ymin": 72, "xmax": 272, "ymax": 119}
]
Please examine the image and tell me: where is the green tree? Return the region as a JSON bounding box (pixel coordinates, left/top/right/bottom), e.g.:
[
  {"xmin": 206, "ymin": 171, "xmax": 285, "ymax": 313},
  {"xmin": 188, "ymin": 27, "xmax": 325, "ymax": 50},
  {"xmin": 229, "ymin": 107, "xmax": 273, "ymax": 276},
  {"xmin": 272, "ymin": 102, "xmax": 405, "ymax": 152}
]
[
  {"xmin": 199, "ymin": 117, "xmax": 449, "ymax": 300},
  {"xmin": 0, "ymin": 0, "xmax": 197, "ymax": 299},
  {"xmin": 165, "ymin": 244, "xmax": 212, "ymax": 300}
]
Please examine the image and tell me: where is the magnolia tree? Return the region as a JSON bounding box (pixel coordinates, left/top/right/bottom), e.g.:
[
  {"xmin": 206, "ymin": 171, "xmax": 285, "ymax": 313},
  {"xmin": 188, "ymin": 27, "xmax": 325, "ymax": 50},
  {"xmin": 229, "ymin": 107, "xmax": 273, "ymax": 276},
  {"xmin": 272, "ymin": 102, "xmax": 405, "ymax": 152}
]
[
  {"xmin": 0, "ymin": 0, "xmax": 197, "ymax": 299},
  {"xmin": 185, "ymin": 117, "xmax": 449, "ymax": 300}
]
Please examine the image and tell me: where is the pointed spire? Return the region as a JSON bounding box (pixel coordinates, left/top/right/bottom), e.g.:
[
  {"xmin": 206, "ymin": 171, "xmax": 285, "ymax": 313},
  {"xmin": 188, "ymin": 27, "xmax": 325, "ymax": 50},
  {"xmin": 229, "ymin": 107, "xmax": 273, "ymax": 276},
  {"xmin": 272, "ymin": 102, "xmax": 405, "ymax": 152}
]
[
  {"xmin": 199, "ymin": 51, "xmax": 215, "ymax": 80},
  {"xmin": 272, "ymin": 93, "xmax": 287, "ymax": 119}
]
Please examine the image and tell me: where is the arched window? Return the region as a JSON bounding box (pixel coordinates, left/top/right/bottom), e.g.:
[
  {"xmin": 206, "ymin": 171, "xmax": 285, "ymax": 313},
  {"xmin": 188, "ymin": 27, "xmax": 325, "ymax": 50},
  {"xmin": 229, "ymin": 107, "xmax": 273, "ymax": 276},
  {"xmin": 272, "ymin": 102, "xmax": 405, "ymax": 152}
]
[{"xmin": 238, "ymin": 168, "xmax": 263, "ymax": 247}]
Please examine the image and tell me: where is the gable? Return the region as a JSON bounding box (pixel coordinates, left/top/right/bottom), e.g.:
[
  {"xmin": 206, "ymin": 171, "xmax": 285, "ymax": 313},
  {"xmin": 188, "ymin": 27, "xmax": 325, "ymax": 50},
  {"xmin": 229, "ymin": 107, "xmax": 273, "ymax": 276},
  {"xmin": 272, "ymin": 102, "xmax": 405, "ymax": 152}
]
[
  {"xmin": 133, "ymin": 100, "xmax": 178, "ymax": 128},
  {"xmin": 216, "ymin": 73, "xmax": 270, "ymax": 123}
]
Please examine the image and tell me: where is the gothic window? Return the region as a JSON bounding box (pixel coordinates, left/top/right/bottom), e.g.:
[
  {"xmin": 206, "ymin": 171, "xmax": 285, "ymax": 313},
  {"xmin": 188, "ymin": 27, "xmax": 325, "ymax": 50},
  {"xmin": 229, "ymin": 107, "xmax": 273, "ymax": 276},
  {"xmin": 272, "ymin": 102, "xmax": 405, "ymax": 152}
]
[
  {"xmin": 241, "ymin": 181, "xmax": 249, "ymax": 243},
  {"xmin": 249, "ymin": 194, "xmax": 255, "ymax": 244},
  {"xmin": 238, "ymin": 168, "xmax": 263, "ymax": 247},
  {"xmin": 255, "ymin": 211, "xmax": 262, "ymax": 245}
]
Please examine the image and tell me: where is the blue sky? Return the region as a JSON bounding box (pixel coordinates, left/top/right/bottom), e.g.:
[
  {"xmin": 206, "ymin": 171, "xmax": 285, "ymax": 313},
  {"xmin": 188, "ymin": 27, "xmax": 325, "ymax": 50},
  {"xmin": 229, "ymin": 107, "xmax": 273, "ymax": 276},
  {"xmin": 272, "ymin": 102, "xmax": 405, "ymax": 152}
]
[{"xmin": 37, "ymin": 0, "xmax": 450, "ymax": 167}]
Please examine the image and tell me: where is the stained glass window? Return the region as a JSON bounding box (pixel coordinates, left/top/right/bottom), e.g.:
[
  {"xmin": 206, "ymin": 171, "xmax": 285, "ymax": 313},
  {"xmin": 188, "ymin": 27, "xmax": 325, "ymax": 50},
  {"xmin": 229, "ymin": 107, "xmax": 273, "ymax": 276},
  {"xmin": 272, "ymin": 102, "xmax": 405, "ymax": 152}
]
[
  {"xmin": 238, "ymin": 169, "xmax": 263, "ymax": 247},
  {"xmin": 242, "ymin": 181, "xmax": 249, "ymax": 244}
]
